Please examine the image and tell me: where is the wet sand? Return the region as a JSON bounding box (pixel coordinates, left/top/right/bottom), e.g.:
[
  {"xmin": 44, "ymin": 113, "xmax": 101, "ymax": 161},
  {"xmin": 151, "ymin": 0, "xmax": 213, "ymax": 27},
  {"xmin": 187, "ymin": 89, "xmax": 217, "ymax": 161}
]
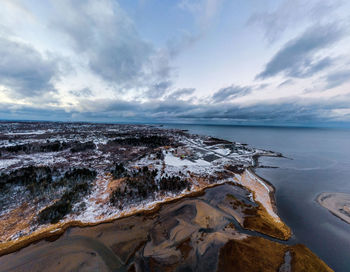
[
  {"xmin": 317, "ymin": 192, "xmax": 350, "ymax": 224},
  {"xmin": 0, "ymin": 183, "xmax": 331, "ymax": 272}
]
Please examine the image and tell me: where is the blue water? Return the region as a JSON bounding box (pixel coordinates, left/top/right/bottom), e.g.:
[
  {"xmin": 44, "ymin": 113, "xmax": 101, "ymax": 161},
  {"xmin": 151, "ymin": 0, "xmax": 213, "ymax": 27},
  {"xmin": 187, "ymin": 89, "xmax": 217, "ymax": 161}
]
[{"xmin": 164, "ymin": 124, "xmax": 350, "ymax": 272}]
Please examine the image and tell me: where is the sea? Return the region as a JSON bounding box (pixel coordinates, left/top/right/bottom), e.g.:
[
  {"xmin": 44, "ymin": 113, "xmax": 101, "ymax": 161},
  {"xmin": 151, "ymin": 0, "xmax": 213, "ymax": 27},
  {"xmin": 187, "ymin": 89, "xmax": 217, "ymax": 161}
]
[{"xmin": 164, "ymin": 124, "xmax": 350, "ymax": 272}]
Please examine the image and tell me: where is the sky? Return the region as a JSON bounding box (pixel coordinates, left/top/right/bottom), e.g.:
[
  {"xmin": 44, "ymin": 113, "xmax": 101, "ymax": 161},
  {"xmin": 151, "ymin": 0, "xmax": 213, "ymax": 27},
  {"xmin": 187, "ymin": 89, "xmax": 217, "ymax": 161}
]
[{"xmin": 1, "ymin": 0, "xmax": 350, "ymax": 126}]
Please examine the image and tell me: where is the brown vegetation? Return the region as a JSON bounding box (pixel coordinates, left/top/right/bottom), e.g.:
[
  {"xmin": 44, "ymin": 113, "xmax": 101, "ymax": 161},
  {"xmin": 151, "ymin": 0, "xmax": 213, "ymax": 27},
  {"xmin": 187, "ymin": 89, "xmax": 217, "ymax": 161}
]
[
  {"xmin": 243, "ymin": 201, "xmax": 291, "ymax": 240},
  {"xmin": 217, "ymin": 236, "xmax": 333, "ymax": 272},
  {"xmin": 226, "ymin": 194, "xmax": 291, "ymax": 240},
  {"xmin": 0, "ymin": 203, "xmax": 35, "ymax": 242},
  {"xmin": 290, "ymin": 244, "xmax": 333, "ymax": 272}
]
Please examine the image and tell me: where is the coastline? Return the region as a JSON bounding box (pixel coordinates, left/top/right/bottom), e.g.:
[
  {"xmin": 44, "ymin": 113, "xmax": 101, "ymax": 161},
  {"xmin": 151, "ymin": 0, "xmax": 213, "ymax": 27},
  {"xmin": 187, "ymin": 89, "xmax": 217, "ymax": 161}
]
[
  {"xmin": 0, "ymin": 168, "xmax": 290, "ymax": 257},
  {"xmin": 250, "ymin": 167, "xmax": 280, "ymax": 216}
]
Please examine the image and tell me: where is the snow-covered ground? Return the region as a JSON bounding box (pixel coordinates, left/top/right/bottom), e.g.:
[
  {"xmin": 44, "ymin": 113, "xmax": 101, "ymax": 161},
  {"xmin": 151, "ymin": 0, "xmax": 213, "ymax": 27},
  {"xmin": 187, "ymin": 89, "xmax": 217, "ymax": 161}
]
[{"xmin": 0, "ymin": 122, "xmax": 282, "ymax": 242}]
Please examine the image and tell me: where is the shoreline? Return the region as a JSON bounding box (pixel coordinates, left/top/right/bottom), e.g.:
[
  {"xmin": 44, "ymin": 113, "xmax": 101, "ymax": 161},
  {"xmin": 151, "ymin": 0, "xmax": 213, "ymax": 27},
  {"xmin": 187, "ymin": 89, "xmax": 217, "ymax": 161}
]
[
  {"xmin": 0, "ymin": 168, "xmax": 290, "ymax": 257},
  {"xmin": 249, "ymin": 166, "xmax": 279, "ymax": 216}
]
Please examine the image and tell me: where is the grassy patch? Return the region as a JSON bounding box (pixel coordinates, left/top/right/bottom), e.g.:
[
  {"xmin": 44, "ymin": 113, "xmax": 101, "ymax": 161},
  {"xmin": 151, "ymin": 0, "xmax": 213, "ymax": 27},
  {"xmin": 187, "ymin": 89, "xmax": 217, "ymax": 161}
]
[
  {"xmin": 291, "ymin": 244, "xmax": 333, "ymax": 272},
  {"xmin": 243, "ymin": 202, "xmax": 291, "ymax": 240},
  {"xmin": 217, "ymin": 236, "xmax": 333, "ymax": 272},
  {"xmin": 226, "ymin": 193, "xmax": 291, "ymax": 240}
]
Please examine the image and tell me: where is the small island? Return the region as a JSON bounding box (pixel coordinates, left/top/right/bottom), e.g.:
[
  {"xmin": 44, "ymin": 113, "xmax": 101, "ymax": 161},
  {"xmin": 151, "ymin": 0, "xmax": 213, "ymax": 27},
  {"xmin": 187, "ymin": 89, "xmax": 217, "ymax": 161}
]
[{"xmin": 317, "ymin": 192, "xmax": 350, "ymax": 224}]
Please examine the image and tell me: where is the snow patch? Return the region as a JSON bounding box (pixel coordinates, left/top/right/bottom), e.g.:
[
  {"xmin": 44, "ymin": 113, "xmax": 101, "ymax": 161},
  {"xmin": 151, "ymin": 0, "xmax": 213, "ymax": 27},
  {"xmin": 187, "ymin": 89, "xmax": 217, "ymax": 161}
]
[
  {"xmin": 164, "ymin": 153, "xmax": 210, "ymax": 168},
  {"xmin": 0, "ymin": 159, "xmax": 21, "ymax": 169},
  {"xmin": 213, "ymin": 148, "xmax": 231, "ymax": 156}
]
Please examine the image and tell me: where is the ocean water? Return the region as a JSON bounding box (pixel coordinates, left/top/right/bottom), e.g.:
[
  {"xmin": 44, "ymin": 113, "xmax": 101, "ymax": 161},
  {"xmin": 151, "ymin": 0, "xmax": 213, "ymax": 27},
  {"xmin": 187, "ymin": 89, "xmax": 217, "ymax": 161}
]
[{"xmin": 164, "ymin": 124, "xmax": 350, "ymax": 272}]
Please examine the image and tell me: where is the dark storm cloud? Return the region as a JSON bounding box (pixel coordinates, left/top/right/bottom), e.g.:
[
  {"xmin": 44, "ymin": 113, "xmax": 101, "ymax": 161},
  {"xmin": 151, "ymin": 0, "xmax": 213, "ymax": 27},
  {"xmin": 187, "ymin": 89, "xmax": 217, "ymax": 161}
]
[
  {"xmin": 0, "ymin": 37, "xmax": 57, "ymax": 97},
  {"xmin": 211, "ymin": 85, "xmax": 251, "ymax": 102},
  {"xmin": 325, "ymin": 69, "xmax": 350, "ymax": 89},
  {"xmin": 257, "ymin": 24, "xmax": 344, "ymax": 79}
]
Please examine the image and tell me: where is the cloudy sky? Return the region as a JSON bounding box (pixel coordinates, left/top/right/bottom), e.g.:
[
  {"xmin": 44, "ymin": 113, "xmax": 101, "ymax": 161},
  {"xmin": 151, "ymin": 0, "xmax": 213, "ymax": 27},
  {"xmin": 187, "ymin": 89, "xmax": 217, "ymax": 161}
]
[{"xmin": 1, "ymin": 0, "xmax": 350, "ymax": 126}]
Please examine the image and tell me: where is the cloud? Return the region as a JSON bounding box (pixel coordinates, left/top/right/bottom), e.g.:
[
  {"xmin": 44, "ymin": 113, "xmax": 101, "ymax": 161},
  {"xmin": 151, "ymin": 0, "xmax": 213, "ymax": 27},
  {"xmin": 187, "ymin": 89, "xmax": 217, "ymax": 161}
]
[
  {"xmin": 2, "ymin": 92, "xmax": 350, "ymax": 125},
  {"xmin": 0, "ymin": 102, "xmax": 70, "ymax": 121},
  {"xmin": 69, "ymin": 88, "xmax": 93, "ymax": 97},
  {"xmin": 325, "ymin": 69, "xmax": 350, "ymax": 89},
  {"xmin": 278, "ymin": 79, "xmax": 294, "ymax": 87},
  {"xmin": 169, "ymin": 96, "xmax": 350, "ymax": 124},
  {"xmin": 0, "ymin": 37, "xmax": 58, "ymax": 98},
  {"xmin": 0, "ymin": 1, "xmax": 349, "ymax": 127},
  {"xmin": 70, "ymin": 93, "xmax": 350, "ymax": 124},
  {"xmin": 145, "ymin": 81, "xmax": 172, "ymax": 99},
  {"xmin": 257, "ymin": 24, "xmax": 344, "ymax": 79},
  {"xmin": 212, "ymin": 85, "xmax": 251, "ymax": 102},
  {"xmin": 51, "ymin": 0, "xmax": 171, "ymax": 91},
  {"xmin": 299, "ymin": 57, "xmax": 333, "ymax": 78},
  {"xmin": 248, "ymin": 0, "xmax": 341, "ymax": 43},
  {"xmin": 166, "ymin": 88, "xmax": 195, "ymax": 100}
]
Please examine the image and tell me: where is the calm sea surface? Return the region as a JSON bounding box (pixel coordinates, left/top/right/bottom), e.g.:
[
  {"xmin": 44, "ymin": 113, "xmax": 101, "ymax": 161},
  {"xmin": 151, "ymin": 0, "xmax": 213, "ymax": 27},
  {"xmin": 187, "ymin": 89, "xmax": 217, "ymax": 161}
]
[{"xmin": 164, "ymin": 124, "xmax": 350, "ymax": 272}]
